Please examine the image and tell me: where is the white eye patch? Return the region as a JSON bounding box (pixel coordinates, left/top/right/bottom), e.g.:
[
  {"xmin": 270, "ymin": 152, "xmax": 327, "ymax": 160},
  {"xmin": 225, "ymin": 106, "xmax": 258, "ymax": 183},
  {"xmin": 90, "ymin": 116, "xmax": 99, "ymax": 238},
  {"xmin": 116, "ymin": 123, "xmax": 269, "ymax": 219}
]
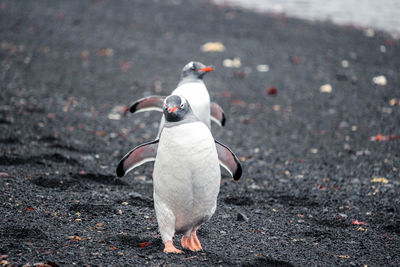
[{"xmin": 178, "ymin": 95, "xmax": 187, "ymax": 106}]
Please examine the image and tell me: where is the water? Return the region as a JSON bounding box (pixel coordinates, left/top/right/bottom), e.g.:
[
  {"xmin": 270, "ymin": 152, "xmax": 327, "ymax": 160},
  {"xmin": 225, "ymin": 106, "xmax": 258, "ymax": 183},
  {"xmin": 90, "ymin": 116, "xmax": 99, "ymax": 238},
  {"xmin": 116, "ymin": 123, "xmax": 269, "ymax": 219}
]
[{"xmin": 214, "ymin": 0, "xmax": 400, "ymax": 38}]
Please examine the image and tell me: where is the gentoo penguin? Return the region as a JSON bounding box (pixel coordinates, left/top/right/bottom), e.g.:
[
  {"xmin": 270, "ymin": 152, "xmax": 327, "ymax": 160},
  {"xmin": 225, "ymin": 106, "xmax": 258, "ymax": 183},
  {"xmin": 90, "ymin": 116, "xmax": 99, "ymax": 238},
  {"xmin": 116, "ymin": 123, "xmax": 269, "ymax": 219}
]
[
  {"xmin": 116, "ymin": 95, "xmax": 242, "ymax": 253},
  {"xmin": 125, "ymin": 61, "xmax": 226, "ymax": 136}
]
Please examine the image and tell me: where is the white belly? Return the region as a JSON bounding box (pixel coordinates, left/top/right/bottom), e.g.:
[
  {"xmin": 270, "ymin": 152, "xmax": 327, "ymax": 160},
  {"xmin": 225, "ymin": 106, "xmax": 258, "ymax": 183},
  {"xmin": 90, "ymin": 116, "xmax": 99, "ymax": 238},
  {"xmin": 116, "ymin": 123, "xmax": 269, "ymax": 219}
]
[{"xmin": 153, "ymin": 122, "xmax": 220, "ymax": 234}]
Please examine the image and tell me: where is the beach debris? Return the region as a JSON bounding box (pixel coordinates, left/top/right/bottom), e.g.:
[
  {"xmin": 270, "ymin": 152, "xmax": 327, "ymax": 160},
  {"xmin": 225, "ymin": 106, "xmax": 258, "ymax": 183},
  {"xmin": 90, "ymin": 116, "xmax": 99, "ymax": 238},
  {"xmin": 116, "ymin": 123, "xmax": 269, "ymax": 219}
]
[
  {"xmin": 25, "ymin": 206, "xmax": 35, "ymax": 212},
  {"xmin": 352, "ymin": 220, "xmax": 370, "ymax": 226},
  {"xmin": 139, "ymin": 241, "xmax": 152, "ymax": 248},
  {"xmin": 272, "ymin": 105, "xmax": 281, "ymax": 111},
  {"xmin": 372, "ymin": 75, "xmax": 387, "ymax": 86},
  {"xmin": 338, "ymin": 255, "xmax": 350, "ymax": 259},
  {"xmin": 380, "ymin": 45, "xmax": 386, "ymax": 53},
  {"xmin": 0, "ymin": 172, "xmax": 9, "ymax": 177},
  {"xmin": 389, "ymin": 99, "xmax": 399, "ymax": 106},
  {"xmin": 265, "ymin": 86, "xmax": 277, "ymax": 96},
  {"xmin": 237, "ymin": 212, "xmax": 249, "ymax": 222},
  {"xmin": 96, "ymin": 48, "xmax": 114, "ymax": 57},
  {"xmin": 357, "ymin": 227, "xmax": 368, "ymax": 232},
  {"xmin": 201, "ymin": 42, "xmax": 225, "ymax": 52},
  {"xmin": 223, "ymin": 57, "xmax": 241, "ymax": 68},
  {"xmin": 108, "ymin": 105, "xmax": 127, "ymax": 120},
  {"xmin": 108, "ymin": 113, "xmax": 121, "ymax": 120},
  {"xmin": 109, "ymin": 245, "xmax": 117, "ymax": 251},
  {"xmin": 256, "ymin": 64, "xmax": 269, "ymax": 72},
  {"xmin": 68, "ymin": 235, "xmax": 85, "ymax": 241},
  {"xmin": 320, "ymin": 84, "xmax": 332, "ymax": 93},
  {"xmin": 369, "ymin": 134, "xmax": 397, "ymax": 141},
  {"xmin": 370, "ymin": 177, "xmax": 388, "ymax": 184},
  {"xmin": 310, "ymin": 148, "xmax": 318, "ymax": 154},
  {"xmin": 341, "ymin": 60, "xmax": 349, "ymax": 68}
]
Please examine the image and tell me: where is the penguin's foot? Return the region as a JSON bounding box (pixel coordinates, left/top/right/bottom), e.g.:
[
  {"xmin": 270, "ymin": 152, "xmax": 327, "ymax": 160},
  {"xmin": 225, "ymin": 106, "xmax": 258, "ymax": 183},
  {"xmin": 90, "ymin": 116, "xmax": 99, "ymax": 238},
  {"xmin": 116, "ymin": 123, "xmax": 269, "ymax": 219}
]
[
  {"xmin": 181, "ymin": 230, "xmax": 202, "ymax": 251},
  {"xmin": 181, "ymin": 235, "xmax": 190, "ymax": 249},
  {"xmin": 163, "ymin": 240, "xmax": 182, "ymax": 254}
]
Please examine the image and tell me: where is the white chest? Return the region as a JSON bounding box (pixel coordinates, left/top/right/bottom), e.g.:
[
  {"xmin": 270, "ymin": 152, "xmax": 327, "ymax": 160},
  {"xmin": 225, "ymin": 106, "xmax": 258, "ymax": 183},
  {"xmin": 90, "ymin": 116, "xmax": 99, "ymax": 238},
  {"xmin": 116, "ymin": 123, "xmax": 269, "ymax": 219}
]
[
  {"xmin": 153, "ymin": 122, "xmax": 220, "ymax": 229},
  {"xmin": 172, "ymin": 83, "xmax": 211, "ymax": 127}
]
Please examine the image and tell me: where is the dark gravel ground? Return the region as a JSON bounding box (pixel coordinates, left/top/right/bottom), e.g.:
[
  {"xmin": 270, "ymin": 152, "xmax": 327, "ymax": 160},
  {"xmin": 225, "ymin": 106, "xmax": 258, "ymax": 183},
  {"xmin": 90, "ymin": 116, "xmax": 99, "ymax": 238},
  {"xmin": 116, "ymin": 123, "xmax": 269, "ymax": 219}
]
[{"xmin": 1, "ymin": 0, "xmax": 400, "ymax": 266}]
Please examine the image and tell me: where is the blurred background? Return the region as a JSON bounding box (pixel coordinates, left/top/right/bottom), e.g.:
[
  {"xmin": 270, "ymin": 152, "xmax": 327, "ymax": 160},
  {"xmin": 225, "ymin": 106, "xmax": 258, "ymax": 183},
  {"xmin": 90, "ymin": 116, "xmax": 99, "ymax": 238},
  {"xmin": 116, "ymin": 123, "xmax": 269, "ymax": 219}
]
[{"xmin": 214, "ymin": 0, "xmax": 400, "ymax": 38}]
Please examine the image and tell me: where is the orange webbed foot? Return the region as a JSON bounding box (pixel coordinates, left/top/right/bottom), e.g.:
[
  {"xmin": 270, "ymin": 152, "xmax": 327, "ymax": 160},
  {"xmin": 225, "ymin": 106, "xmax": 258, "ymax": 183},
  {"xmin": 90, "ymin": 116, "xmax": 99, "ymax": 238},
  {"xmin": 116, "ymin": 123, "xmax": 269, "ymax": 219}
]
[
  {"xmin": 181, "ymin": 235, "xmax": 190, "ymax": 250},
  {"xmin": 163, "ymin": 240, "xmax": 182, "ymax": 253},
  {"xmin": 181, "ymin": 230, "xmax": 202, "ymax": 251}
]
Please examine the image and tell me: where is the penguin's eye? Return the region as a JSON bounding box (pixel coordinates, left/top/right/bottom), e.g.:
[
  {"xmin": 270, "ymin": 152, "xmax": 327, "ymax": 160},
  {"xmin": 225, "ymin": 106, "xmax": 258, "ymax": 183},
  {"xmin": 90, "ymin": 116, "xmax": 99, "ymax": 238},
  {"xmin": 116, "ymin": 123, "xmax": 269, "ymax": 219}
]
[{"xmin": 180, "ymin": 104, "xmax": 185, "ymax": 108}]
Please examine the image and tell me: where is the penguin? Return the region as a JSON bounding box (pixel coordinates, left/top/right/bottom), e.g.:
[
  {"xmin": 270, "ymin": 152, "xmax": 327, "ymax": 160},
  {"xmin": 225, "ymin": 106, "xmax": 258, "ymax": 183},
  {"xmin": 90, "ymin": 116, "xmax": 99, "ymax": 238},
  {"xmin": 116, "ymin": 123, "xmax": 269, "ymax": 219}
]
[
  {"xmin": 125, "ymin": 61, "xmax": 226, "ymax": 137},
  {"xmin": 116, "ymin": 95, "xmax": 242, "ymax": 253}
]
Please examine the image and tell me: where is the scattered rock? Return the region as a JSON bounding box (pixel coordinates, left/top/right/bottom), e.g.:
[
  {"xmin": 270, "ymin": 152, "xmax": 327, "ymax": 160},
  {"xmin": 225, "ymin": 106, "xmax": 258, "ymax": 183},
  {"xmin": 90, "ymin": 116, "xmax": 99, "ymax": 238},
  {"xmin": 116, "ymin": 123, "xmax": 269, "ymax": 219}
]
[
  {"xmin": 223, "ymin": 57, "xmax": 241, "ymax": 68},
  {"xmin": 237, "ymin": 212, "xmax": 249, "ymax": 222},
  {"xmin": 256, "ymin": 64, "xmax": 269, "ymax": 72},
  {"xmin": 201, "ymin": 42, "xmax": 225, "ymax": 52},
  {"xmin": 373, "ymin": 75, "xmax": 387, "ymax": 86},
  {"xmin": 320, "ymin": 84, "xmax": 332, "ymax": 93}
]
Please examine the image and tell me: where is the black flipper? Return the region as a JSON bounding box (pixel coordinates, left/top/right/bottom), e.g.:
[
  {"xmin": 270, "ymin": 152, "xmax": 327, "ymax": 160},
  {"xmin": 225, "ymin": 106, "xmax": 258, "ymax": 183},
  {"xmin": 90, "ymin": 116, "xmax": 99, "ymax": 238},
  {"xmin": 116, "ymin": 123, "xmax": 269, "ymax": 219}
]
[
  {"xmin": 116, "ymin": 139, "xmax": 159, "ymax": 177},
  {"xmin": 210, "ymin": 102, "xmax": 226, "ymax": 127},
  {"xmin": 215, "ymin": 140, "xmax": 242, "ymax": 181},
  {"xmin": 129, "ymin": 96, "xmax": 165, "ymax": 114}
]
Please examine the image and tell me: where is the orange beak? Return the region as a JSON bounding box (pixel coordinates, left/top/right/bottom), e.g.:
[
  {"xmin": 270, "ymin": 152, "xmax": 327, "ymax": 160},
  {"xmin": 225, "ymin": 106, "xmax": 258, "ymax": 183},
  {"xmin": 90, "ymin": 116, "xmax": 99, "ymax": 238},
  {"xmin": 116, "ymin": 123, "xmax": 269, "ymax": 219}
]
[
  {"xmin": 168, "ymin": 107, "xmax": 178, "ymax": 113},
  {"xmin": 199, "ymin": 66, "xmax": 214, "ymax": 72}
]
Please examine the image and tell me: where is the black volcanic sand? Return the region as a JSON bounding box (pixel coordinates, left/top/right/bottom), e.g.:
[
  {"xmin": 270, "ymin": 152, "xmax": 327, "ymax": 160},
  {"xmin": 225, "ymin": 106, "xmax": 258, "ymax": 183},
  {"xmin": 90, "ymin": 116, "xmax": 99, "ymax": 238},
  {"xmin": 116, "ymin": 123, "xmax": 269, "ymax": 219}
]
[{"xmin": 1, "ymin": 0, "xmax": 400, "ymax": 266}]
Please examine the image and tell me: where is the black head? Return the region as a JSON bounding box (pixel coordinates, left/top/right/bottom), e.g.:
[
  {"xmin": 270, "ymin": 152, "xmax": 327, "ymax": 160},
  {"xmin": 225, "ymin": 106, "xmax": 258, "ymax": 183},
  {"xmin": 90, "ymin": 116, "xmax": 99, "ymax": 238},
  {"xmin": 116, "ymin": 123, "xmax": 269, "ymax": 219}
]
[
  {"xmin": 163, "ymin": 95, "xmax": 191, "ymax": 122},
  {"xmin": 180, "ymin": 61, "xmax": 214, "ymax": 80}
]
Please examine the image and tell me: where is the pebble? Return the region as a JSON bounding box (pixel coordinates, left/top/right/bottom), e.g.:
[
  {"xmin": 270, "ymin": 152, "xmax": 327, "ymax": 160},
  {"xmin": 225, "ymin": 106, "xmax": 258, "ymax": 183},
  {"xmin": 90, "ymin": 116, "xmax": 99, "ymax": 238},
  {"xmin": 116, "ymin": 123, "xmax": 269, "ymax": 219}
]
[
  {"xmin": 256, "ymin": 64, "xmax": 269, "ymax": 72},
  {"xmin": 223, "ymin": 57, "xmax": 241, "ymax": 68},
  {"xmin": 237, "ymin": 212, "xmax": 249, "ymax": 222},
  {"xmin": 372, "ymin": 75, "xmax": 387, "ymax": 86},
  {"xmin": 320, "ymin": 84, "xmax": 332, "ymax": 93},
  {"xmin": 108, "ymin": 113, "xmax": 121, "ymax": 120},
  {"xmin": 201, "ymin": 42, "xmax": 225, "ymax": 52}
]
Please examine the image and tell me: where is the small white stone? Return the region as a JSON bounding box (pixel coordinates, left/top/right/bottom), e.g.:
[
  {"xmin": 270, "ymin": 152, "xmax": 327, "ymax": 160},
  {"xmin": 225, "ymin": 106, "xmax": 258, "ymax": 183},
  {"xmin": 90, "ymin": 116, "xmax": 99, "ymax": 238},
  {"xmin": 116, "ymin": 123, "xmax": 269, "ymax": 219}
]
[
  {"xmin": 108, "ymin": 113, "xmax": 121, "ymax": 120},
  {"xmin": 373, "ymin": 75, "xmax": 387, "ymax": 86},
  {"xmin": 201, "ymin": 42, "xmax": 225, "ymax": 52},
  {"xmin": 223, "ymin": 57, "xmax": 241, "ymax": 68},
  {"xmin": 320, "ymin": 84, "xmax": 332, "ymax": 93},
  {"xmin": 380, "ymin": 45, "xmax": 386, "ymax": 53},
  {"xmin": 341, "ymin": 60, "xmax": 349, "ymax": 68},
  {"xmin": 256, "ymin": 64, "xmax": 269, "ymax": 72}
]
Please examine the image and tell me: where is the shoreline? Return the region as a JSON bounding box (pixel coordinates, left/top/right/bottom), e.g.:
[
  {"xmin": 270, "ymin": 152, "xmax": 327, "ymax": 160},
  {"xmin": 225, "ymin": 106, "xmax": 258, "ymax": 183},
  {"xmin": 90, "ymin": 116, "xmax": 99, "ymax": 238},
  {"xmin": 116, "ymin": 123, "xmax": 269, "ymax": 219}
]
[{"xmin": 213, "ymin": 0, "xmax": 400, "ymax": 39}]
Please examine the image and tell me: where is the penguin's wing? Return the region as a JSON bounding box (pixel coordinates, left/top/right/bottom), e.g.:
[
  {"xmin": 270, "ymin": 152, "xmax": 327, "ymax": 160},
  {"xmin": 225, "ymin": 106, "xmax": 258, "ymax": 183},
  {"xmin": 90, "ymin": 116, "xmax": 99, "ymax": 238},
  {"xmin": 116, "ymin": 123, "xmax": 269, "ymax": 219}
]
[
  {"xmin": 215, "ymin": 140, "xmax": 242, "ymax": 181},
  {"xmin": 128, "ymin": 96, "xmax": 165, "ymax": 114},
  {"xmin": 210, "ymin": 102, "xmax": 226, "ymax": 127},
  {"xmin": 116, "ymin": 139, "xmax": 159, "ymax": 177}
]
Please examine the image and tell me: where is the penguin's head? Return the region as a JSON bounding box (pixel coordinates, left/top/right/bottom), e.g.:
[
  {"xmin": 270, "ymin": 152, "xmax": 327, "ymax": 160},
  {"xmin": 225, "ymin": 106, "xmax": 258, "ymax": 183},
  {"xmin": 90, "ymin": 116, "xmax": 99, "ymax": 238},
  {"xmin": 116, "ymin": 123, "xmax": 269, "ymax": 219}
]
[
  {"xmin": 180, "ymin": 61, "xmax": 214, "ymax": 80},
  {"xmin": 163, "ymin": 95, "xmax": 191, "ymax": 122}
]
